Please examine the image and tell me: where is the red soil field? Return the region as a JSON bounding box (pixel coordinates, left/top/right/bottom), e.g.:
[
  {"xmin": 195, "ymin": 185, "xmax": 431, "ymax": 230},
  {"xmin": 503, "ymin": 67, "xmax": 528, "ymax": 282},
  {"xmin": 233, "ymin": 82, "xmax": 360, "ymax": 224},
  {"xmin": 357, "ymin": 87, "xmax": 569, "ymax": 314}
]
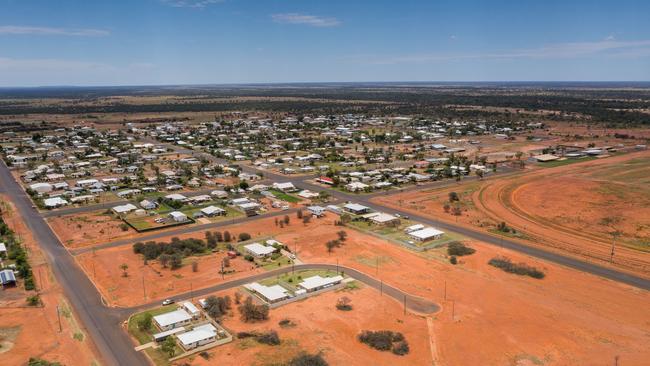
[
  {"xmin": 0, "ymin": 196, "xmax": 99, "ymax": 366},
  {"xmin": 106, "ymin": 214, "xmax": 650, "ymax": 365},
  {"xmin": 374, "ymin": 150, "xmax": 650, "ymax": 277},
  {"xmin": 183, "ymin": 287, "xmax": 431, "ymax": 366}
]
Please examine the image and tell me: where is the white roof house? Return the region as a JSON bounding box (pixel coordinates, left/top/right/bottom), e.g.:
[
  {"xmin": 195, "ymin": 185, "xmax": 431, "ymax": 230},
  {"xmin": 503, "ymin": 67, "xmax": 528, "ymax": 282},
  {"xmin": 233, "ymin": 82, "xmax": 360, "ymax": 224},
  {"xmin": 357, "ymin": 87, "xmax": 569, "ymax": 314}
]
[
  {"xmin": 165, "ymin": 193, "xmax": 187, "ymax": 201},
  {"xmin": 404, "ymin": 224, "xmax": 425, "ymax": 233},
  {"xmin": 298, "ymin": 275, "xmax": 344, "ymax": 292},
  {"xmin": 367, "ymin": 212, "xmax": 400, "ymax": 225},
  {"xmin": 244, "ymin": 243, "xmax": 276, "ymax": 257},
  {"xmin": 0, "ymin": 243, "xmax": 6, "ymax": 255},
  {"xmin": 408, "ymin": 227, "xmax": 445, "ymax": 241},
  {"xmin": 346, "ymin": 182, "xmax": 370, "ymax": 192},
  {"xmin": 273, "ymin": 182, "xmax": 297, "ymax": 192},
  {"xmin": 153, "ymin": 309, "xmax": 192, "ymax": 331},
  {"xmin": 200, "ymin": 205, "xmax": 226, "ymax": 216},
  {"xmin": 177, "ymin": 324, "xmax": 217, "ymax": 350},
  {"xmin": 181, "ymin": 301, "xmax": 201, "ymax": 318},
  {"xmin": 246, "ymin": 282, "xmax": 290, "ymax": 303},
  {"xmin": 169, "ymin": 211, "xmax": 188, "ymax": 222},
  {"xmin": 43, "ymin": 197, "xmax": 69, "ymax": 208},
  {"xmin": 30, "ymin": 182, "xmax": 53, "ymax": 193},
  {"xmin": 112, "ymin": 203, "xmax": 137, "ymax": 214},
  {"xmin": 343, "ymin": 203, "xmax": 370, "ymax": 214}
]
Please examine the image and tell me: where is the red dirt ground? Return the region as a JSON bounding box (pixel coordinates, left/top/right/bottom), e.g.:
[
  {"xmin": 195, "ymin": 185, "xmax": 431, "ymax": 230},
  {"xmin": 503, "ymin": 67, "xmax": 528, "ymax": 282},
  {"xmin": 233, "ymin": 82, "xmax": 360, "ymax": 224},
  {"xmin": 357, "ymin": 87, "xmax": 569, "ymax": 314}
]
[
  {"xmin": 111, "ymin": 213, "xmax": 650, "ymax": 365},
  {"xmin": 0, "ymin": 196, "xmax": 100, "ymax": 366},
  {"xmin": 182, "ymin": 286, "xmax": 431, "ymax": 366},
  {"xmin": 373, "ymin": 150, "xmax": 650, "ymax": 277}
]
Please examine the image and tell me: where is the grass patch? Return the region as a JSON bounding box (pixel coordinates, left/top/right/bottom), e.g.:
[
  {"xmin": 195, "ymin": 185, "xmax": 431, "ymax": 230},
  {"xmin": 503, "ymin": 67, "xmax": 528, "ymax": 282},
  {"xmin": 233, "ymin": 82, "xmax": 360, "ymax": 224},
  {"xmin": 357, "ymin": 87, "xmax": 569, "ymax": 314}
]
[
  {"xmin": 127, "ymin": 305, "xmax": 176, "ymax": 345},
  {"xmin": 538, "ymin": 156, "xmax": 597, "ymax": 168},
  {"xmin": 269, "ymin": 189, "xmax": 302, "ymax": 203}
]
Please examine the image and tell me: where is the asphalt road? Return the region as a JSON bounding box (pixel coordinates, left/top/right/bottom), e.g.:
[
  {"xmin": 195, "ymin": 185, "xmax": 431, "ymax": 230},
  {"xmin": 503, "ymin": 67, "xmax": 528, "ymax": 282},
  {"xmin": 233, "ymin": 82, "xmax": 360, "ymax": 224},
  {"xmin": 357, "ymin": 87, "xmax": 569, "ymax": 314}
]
[
  {"xmin": 0, "ymin": 161, "xmax": 149, "ymax": 366},
  {"xmin": 139, "ymin": 141, "xmax": 650, "ymax": 291},
  {"xmin": 120, "ymin": 263, "xmax": 439, "ymax": 318}
]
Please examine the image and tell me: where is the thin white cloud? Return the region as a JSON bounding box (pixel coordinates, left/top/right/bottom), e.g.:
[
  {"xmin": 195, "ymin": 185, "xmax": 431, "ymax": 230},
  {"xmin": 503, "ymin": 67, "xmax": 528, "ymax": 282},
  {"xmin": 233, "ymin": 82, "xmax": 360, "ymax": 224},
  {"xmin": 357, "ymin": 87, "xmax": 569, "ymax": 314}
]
[
  {"xmin": 162, "ymin": 0, "xmax": 223, "ymax": 8},
  {"xmin": 0, "ymin": 25, "xmax": 109, "ymax": 37},
  {"xmin": 347, "ymin": 39, "xmax": 650, "ymax": 65},
  {"xmin": 271, "ymin": 13, "xmax": 341, "ymax": 27}
]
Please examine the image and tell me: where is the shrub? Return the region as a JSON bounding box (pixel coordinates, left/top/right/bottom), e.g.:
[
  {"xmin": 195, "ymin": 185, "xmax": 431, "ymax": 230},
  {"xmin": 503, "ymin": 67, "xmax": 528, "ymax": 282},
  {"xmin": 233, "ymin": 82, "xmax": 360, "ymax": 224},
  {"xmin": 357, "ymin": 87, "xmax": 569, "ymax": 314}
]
[
  {"xmin": 336, "ymin": 296, "xmax": 353, "ymax": 311},
  {"xmin": 358, "ymin": 330, "xmax": 408, "ymax": 354},
  {"xmin": 238, "ymin": 295, "xmax": 269, "ymax": 322},
  {"xmin": 448, "ymin": 191, "xmax": 459, "ymax": 202},
  {"xmin": 449, "ymin": 255, "xmax": 457, "ymax": 265},
  {"xmin": 288, "ymin": 352, "xmax": 328, "ymax": 366},
  {"xmin": 137, "ymin": 313, "xmax": 153, "ymax": 331},
  {"xmin": 278, "ymin": 319, "xmax": 295, "ymax": 328},
  {"xmin": 488, "ymin": 256, "xmax": 545, "ymax": 279},
  {"xmin": 238, "ymin": 232, "xmax": 251, "ymax": 241},
  {"xmin": 392, "ymin": 340, "xmax": 410, "ymax": 355},
  {"xmin": 119, "ymin": 223, "xmax": 129, "ymax": 232},
  {"xmin": 256, "ymin": 330, "xmax": 280, "ymax": 346},
  {"xmin": 199, "ymin": 351, "xmax": 210, "ymax": 360},
  {"xmin": 26, "ymin": 295, "xmax": 41, "ymax": 306},
  {"xmin": 447, "ymin": 242, "xmax": 475, "ymax": 257},
  {"xmin": 244, "ymin": 254, "xmax": 255, "ymax": 262}
]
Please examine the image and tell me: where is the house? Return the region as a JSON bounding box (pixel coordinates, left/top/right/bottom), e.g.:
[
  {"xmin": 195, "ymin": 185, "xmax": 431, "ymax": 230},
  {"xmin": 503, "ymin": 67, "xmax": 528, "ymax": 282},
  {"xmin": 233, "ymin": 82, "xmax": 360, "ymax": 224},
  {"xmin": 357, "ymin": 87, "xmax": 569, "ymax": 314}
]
[
  {"xmin": 408, "ymin": 227, "xmax": 445, "ymax": 241},
  {"xmin": 346, "ymin": 181, "xmax": 370, "ymax": 192},
  {"xmin": 533, "ymin": 154, "xmax": 560, "ymax": 162},
  {"xmin": 112, "ymin": 203, "xmax": 137, "ymax": 215},
  {"xmin": 211, "ymin": 190, "xmax": 228, "ymax": 199},
  {"xmin": 140, "ymin": 199, "xmax": 158, "ymax": 210},
  {"xmin": 343, "ymin": 203, "xmax": 370, "ymax": 215},
  {"xmin": 297, "ymin": 190, "xmax": 319, "ymax": 199},
  {"xmin": 169, "ymin": 211, "xmax": 188, "ymax": 222},
  {"xmin": 0, "ymin": 269, "xmax": 16, "ymax": 288},
  {"xmin": 307, "ymin": 206, "xmax": 326, "ymax": 217},
  {"xmin": 177, "ymin": 324, "xmax": 218, "ymax": 350},
  {"xmin": 316, "ymin": 176, "xmax": 334, "ymax": 185},
  {"xmin": 238, "ymin": 202, "xmax": 261, "ymax": 216},
  {"xmin": 0, "ymin": 242, "xmax": 6, "ymax": 258},
  {"xmin": 273, "ymin": 182, "xmax": 297, "ymax": 192},
  {"xmin": 181, "ymin": 301, "xmax": 201, "ymax": 319},
  {"xmin": 30, "ymin": 182, "xmax": 53, "ymax": 194},
  {"xmin": 365, "ymin": 212, "xmax": 400, "ymax": 226},
  {"xmin": 404, "ymin": 224, "xmax": 425, "ymax": 233},
  {"xmin": 153, "ymin": 309, "xmax": 192, "ymax": 331},
  {"xmin": 200, "ymin": 205, "xmax": 226, "ymax": 217},
  {"xmin": 243, "ymin": 243, "xmax": 276, "ymax": 258},
  {"xmin": 298, "ymin": 275, "xmax": 344, "ymax": 292},
  {"xmin": 189, "ymin": 194, "xmax": 211, "ymax": 205},
  {"xmin": 165, "ymin": 193, "xmax": 187, "ymax": 202},
  {"xmin": 245, "ymin": 282, "xmax": 290, "ymax": 303},
  {"xmin": 152, "ymin": 327, "xmax": 186, "ymax": 343},
  {"xmin": 43, "ymin": 197, "xmax": 69, "ymax": 208}
]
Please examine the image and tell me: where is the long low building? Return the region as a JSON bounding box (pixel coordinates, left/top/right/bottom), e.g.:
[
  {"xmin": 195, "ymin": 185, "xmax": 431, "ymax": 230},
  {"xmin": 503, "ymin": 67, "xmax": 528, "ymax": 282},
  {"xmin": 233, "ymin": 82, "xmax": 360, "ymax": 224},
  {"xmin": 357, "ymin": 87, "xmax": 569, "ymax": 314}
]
[
  {"xmin": 177, "ymin": 323, "xmax": 218, "ymax": 350},
  {"xmin": 243, "ymin": 243, "xmax": 276, "ymax": 258},
  {"xmin": 408, "ymin": 227, "xmax": 445, "ymax": 241},
  {"xmin": 245, "ymin": 282, "xmax": 290, "ymax": 303},
  {"xmin": 153, "ymin": 309, "xmax": 192, "ymax": 331},
  {"xmin": 298, "ymin": 275, "xmax": 344, "ymax": 292}
]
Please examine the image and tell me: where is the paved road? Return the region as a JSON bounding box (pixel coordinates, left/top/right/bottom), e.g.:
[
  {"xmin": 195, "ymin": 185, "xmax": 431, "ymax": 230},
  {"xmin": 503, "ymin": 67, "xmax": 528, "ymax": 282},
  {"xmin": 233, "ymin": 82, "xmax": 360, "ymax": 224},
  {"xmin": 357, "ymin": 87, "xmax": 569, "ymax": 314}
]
[
  {"xmin": 151, "ymin": 141, "xmax": 650, "ymax": 290},
  {"xmin": 72, "ymin": 207, "xmax": 301, "ymax": 255},
  {"xmin": 119, "ymin": 263, "xmax": 439, "ymax": 319},
  {"xmin": 0, "ymin": 161, "xmax": 149, "ymax": 366}
]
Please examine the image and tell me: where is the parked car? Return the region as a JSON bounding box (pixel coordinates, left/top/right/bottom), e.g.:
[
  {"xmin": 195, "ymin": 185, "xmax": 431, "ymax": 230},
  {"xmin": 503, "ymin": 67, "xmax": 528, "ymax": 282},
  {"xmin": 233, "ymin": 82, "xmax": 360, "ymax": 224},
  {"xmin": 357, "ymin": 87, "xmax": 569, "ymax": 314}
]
[{"xmin": 162, "ymin": 299, "xmax": 175, "ymax": 306}]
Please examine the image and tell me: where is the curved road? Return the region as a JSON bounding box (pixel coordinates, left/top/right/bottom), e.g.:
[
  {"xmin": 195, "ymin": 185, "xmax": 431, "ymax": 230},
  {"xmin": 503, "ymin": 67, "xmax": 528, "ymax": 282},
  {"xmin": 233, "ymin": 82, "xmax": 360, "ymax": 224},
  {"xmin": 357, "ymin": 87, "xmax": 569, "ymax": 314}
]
[{"xmin": 119, "ymin": 263, "xmax": 439, "ymax": 318}]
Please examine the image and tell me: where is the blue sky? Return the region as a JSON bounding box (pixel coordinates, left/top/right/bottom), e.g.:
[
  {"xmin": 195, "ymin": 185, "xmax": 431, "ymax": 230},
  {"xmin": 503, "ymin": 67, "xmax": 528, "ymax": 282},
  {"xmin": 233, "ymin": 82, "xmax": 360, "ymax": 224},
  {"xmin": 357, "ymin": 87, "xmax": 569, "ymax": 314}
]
[{"xmin": 1, "ymin": 0, "xmax": 649, "ymax": 86}]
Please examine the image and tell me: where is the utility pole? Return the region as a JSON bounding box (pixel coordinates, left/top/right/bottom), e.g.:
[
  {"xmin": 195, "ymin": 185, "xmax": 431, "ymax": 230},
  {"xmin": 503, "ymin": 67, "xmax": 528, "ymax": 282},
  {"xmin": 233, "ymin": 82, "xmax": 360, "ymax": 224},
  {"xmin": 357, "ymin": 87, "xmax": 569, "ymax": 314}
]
[
  {"xmin": 380, "ymin": 279, "xmax": 383, "ymax": 296},
  {"xmin": 451, "ymin": 300, "xmax": 455, "ymax": 320},
  {"xmin": 336, "ymin": 258, "xmax": 339, "ymax": 274},
  {"xmin": 56, "ymin": 305, "xmax": 62, "ymax": 332},
  {"xmin": 190, "ymin": 282, "xmax": 193, "ymax": 301},
  {"xmin": 444, "ymin": 280, "xmax": 447, "ymax": 301},
  {"xmin": 614, "ymin": 355, "xmax": 619, "ymax": 366},
  {"xmin": 403, "ymin": 295, "xmax": 407, "ymax": 315},
  {"xmin": 221, "ymin": 261, "xmax": 225, "ymax": 280},
  {"xmin": 142, "ymin": 274, "xmax": 146, "ymax": 300}
]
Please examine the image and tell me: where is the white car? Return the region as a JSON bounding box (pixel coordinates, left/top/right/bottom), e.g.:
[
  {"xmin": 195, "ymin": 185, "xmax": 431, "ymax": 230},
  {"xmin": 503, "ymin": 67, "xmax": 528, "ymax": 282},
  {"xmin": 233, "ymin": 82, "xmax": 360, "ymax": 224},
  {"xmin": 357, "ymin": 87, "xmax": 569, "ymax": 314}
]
[{"xmin": 162, "ymin": 299, "xmax": 175, "ymax": 306}]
